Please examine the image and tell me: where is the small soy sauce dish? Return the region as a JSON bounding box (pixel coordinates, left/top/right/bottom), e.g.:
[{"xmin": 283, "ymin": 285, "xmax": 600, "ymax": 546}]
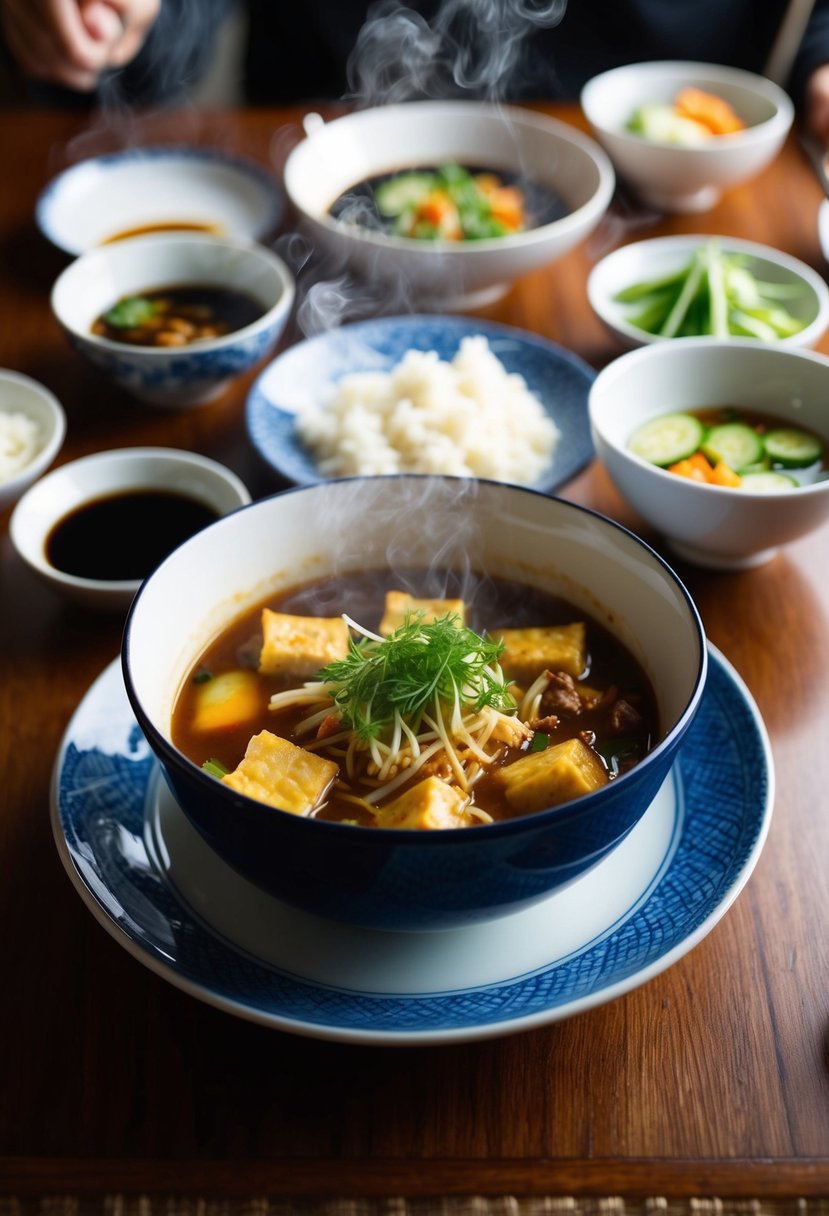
[{"xmin": 9, "ymin": 447, "xmax": 251, "ymax": 611}]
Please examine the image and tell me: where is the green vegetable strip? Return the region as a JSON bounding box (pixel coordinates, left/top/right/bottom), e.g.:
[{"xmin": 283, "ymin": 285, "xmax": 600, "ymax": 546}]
[
  {"xmin": 705, "ymin": 241, "xmax": 729, "ymax": 339},
  {"xmin": 659, "ymin": 250, "xmax": 706, "ymax": 338}
]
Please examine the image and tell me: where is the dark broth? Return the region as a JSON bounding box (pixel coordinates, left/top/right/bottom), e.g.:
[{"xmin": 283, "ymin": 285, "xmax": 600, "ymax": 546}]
[
  {"xmin": 172, "ymin": 568, "xmax": 659, "ymax": 826},
  {"xmin": 46, "ymin": 489, "xmax": 220, "ymax": 580},
  {"xmin": 91, "ymin": 283, "xmax": 265, "ymax": 347},
  {"xmin": 102, "ymin": 221, "xmax": 224, "ymax": 243}
]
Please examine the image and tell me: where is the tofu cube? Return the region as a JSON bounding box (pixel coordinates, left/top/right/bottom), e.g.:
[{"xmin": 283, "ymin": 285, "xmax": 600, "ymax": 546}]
[
  {"xmin": 222, "ymin": 730, "xmax": 338, "ymax": 815},
  {"xmin": 493, "ymin": 736, "xmax": 608, "ymax": 814},
  {"xmin": 379, "ymin": 590, "xmax": 466, "ymax": 636},
  {"xmin": 496, "ymin": 623, "xmax": 586, "ymax": 684},
  {"xmin": 259, "ymin": 609, "xmax": 350, "ymax": 679},
  {"xmin": 374, "ymin": 776, "xmax": 470, "ymax": 830}
]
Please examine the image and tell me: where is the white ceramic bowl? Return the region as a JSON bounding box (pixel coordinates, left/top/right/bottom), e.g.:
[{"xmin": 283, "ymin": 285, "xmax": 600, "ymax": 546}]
[
  {"xmin": 581, "ymin": 61, "xmax": 793, "ymax": 213},
  {"xmin": 122, "ymin": 476, "xmax": 706, "ymax": 931},
  {"xmin": 0, "ymin": 371, "xmax": 66, "ymax": 511},
  {"xmin": 587, "ymin": 234, "xmax": 829, "ymax": 350},
  {"xmin": 589, "ymin": 338, "xmax": 829, "ymax": 569},
  {"xmin": 9, "ymin": 446, "xmax": 251, "ymax": 611},
  {"xmin": 51, "ymin": 233, "xmax": 295, "ymax": 408},
  {"xmin": 283, "ymin": 100, "xmax": 615, "ymax": 310}
]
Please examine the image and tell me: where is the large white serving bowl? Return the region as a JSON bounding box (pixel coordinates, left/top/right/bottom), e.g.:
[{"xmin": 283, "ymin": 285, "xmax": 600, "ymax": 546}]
[
  {"xmin": 10, "ymin": 446, "xmax": 251, "ymax": 611},
  {"xmin": 0, "ymin": 370, "xmax": 66, "ymax": 512},
  {"xmin": 122, "ymin": 476, "xmax": 706, "ymax": 932},
  {"xmin": 581, "ymin": 61, "xmax": 793, "ymax": 214},
  {"xmin": 587, "ymin": 234, "xmax": 829, "ymax": 350},
  {"xmin": 283, "ymin": 101, "xmax": 615, "ymax": 310},
  {"xmin": 589, "ymin": 339, "xmax": 829, "ymax": 570},
  {"xmin": 51, "ymin": 233, "xmax": 295, "ymax": 408}
]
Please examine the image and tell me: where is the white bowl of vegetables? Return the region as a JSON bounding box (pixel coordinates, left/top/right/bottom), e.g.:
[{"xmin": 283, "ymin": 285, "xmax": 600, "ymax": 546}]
[
  {"xmin": 581, "ymin": 61, "xmax": 793, "ymax": 213},
  {"xmin": 588, "ymin": 337, "xmax": 829, "ymax": 570},
  {"xmin": 587, "ymin": 235, "xmax": 829, "ymax": 351}
]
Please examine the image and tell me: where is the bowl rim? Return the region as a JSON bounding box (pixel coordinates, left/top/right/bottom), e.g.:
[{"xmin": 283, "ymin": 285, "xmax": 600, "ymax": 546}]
[
  {"xmin": 36, "ymin": 143, "xmax": 283, "ymax": 257},
  {"xmin": 121, "ymin": 474, "xmax": 709, "ymax": 843},
  {"xmin": 10, "ymin": 444, "xmax": 252, "ymax": 592},
  {"xmin": 586, "ymin": 233, "xmax": 829, "ymax": 349},
  {"xmin": 0, "ymin": 369, "xmax": 67, "ymax": 493},
  {"xmin": 50, "ymin": 231, "xmax": 296, "ymax": 359},
  {"xmin": 588, "ymin": 335, "xmax": 829, "ymax": 498},
  {"xmin": 580, "ymin": 58, "xmax": 795, "ymax": 145},
  {"xmin": 283, "ymin": 99, "xmax": 616, "ymax": 255}
]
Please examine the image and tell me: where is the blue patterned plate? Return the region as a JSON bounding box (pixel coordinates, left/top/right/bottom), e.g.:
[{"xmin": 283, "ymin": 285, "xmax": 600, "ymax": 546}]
[
  {"xmin": 36, "ymin": 146, "xmax": 282, "ymax": 256},
  {"xmin": 245, "ymin": 315, "xmax": 595, "ymax": 493},
  {"xmin": 50, "ymin": 646, "xmax": 772, "ymax": 1045}
]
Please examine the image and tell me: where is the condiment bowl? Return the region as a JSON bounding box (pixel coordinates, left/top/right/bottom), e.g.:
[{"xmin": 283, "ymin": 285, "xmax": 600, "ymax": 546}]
[
  {"xmin": 581, "ymin": 61, "xmax": 793, "ymax": 213},
  {"xmin": 283, "ymin": 100, "xmax": 615, "ymax": 310},
  {"xmin": 122, "ymin": 475, "xmax": 707, "ymax": 932},
  {"xmin": 0, "ymin": 370, "xmax": 66, "ymax": 512},
  {"xmin": 9, "ymin": 446, "xmax": 251, "ymax": 611},
  {"xmin": 588, "ymin": 338, "xmax": 829, "ymax": 569},
  {"xmin": 50, "ymin": 233, "xmax": 295, "ymax": 407},
  {"xmin": 587, "ymin": 234, "xmax": 829, "ymax": 350}
]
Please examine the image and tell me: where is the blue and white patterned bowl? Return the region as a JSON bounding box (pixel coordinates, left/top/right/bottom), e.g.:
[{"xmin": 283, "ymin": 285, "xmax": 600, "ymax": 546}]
[
  {"xmin": 50, "ymin": 233, "xmax": 295, "ymax": 408},
  {"xmin": 122, "ymin": 475, "xmax": 708, "ymax": 932}
]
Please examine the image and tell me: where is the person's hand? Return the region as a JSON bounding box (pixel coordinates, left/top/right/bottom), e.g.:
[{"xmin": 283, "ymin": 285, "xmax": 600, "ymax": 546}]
[
  {"xmin": 804, "ymin": 62, "xmax": 829, "ymax": 146},
  {"xmin": 1, "ymin": 0, "xmax": 160, "ymax": 91}
]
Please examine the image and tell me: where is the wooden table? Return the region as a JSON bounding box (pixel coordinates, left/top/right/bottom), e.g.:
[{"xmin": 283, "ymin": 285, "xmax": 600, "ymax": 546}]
[{"xmin": 2, "ymin": 103, "xmax": 828, "ymax": 1209}]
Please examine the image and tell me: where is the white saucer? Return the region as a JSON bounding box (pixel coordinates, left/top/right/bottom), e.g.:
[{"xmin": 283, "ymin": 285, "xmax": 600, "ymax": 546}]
[{"xmin": 51, "ymin": 647, "xmax": 773, "ymax": 1045}]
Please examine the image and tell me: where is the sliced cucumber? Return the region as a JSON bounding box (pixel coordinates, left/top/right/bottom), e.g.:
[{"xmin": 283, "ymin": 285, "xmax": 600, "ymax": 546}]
[
  {"xmin": 763, "ymin": 426, "xmax": 824, "ymax": 468},
  {"xmin": 740, "ymin": 471, "xmax": 798, "ymax": 492},
  {"xmin": 374, "ymin": 172, "xmax": 435, "ymax": 216},
  {"xmin": 627, "ymin": 413, "xmax": 705, "ymax": 467},
  {"xmin": 702, "ymin": 423, "xmax": 763, "ymax": 472}
]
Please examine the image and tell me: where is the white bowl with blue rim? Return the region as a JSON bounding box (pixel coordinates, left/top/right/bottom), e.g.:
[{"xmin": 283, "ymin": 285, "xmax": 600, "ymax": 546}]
[
  {"xmin": 246, "ymin": 314, "xmax": 596, "ymax": 492},
  {"xmin": 36, "ymin": 146, "xmax": 282, "ymax": 257},
  {"xmin": 50, "ymin": 232, "xmax": 295, "ymax": 408}
]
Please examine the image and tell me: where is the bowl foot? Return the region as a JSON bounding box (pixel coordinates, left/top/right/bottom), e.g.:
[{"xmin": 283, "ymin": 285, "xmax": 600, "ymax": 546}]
[
  {"xmin": 416, "ymin": 282, "xmax": 511, "ymax": 311},
  {"xmin": 666, "ymin": 538, "xmax": 778, "ymax": 570},
  {"xmin": 636, "ymin": 184, "xmax": 722, "ymax": 214}
]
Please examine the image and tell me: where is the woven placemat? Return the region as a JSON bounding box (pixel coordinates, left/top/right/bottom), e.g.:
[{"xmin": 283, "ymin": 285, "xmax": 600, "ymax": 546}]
[{"xmin": 1, "ymin": 1199, "xmax": 828, "ymax": 1216}]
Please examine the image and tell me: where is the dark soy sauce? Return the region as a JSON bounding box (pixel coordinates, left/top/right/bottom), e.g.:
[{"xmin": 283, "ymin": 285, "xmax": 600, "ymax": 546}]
[{"xmin": 46, "ymin": 489, "xmax": 219, "ymax": 581}]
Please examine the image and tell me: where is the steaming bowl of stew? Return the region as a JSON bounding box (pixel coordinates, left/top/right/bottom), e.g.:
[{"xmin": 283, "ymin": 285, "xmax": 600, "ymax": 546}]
[
  {"xmin": 589, "ymin": 338, "xmax": 829, "ymax": 569},
  {"xmin": 122, "ymin": 475, "xmax": 706, "ymax": 931},
  {"xmin": 50, "ymin": 233, "xmax": 295, "ymax": 407},
  {"xmin": 282, "ymin": 101, "xmax": 615, "ymax": 310}
]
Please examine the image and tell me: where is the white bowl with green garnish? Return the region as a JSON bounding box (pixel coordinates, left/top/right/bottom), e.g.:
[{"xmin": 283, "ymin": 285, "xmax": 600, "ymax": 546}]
[
  {"xmin": 122, "ymin": 474, "xmax": 706, "ymax": 931},
  {"xmin": 589, "ymin": 338, "xmax": 829, "ymax": 569},
  {"xmin": 581, "ymin": 61, "xmax": 793, "ymax": 213},
  {"xmin": 587, "ymin": 234, "xmax": 829, "ymax": 351},
  {"xmin": 50, "ymin": 232, "xmax": 295, "ymax": 408}
]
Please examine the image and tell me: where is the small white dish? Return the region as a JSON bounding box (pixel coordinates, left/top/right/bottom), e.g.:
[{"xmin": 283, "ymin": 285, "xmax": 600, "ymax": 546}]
[
  {"xmin": 51, "ymin": 646, "xmax": 772, "ymax": 1042},
  {"xmin": 283, "ymin": 100, "xmax": 614, "ymax": 310},
  {"xmin": 589, "ymin": 338, "xmax": 829, "ymax": 569},
  {"xmin": 9, "ymin": 446, "xmax": 251, "ymax": 611},
  {"xmin": 36, "ymin": 146, "xmax": 282, "ymax": 256},
  {"xmin": 51, "ymin": 233, "xmax": 295, "ymax": 408},
  {"xmin": 0, "ymin": 370, "xmax": 66, "ymax": 512},
  {"xmin": 587, "ymin": 234, "xmax": 829, "ymax": 350},
  {"xmin": 581, "ymin": 61, "xmax": 793, "ymax": 213}
]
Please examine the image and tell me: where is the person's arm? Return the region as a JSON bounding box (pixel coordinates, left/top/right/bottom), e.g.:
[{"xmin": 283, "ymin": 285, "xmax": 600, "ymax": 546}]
[{"xmin": 786, "ymin": 0, "xmax": 829, "ymax": 141}]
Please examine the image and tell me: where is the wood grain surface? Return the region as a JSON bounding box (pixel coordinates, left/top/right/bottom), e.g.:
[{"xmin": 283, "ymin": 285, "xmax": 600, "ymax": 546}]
[{"xmin": 1, "ymin": 104, "xmax": 828, "ymax": 1201}]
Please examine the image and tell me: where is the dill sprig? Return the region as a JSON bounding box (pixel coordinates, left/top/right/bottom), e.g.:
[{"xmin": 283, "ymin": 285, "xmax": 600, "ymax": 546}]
[{"xmin": 317, "ymin": 612, "xmax": 516, "ymax": 742}]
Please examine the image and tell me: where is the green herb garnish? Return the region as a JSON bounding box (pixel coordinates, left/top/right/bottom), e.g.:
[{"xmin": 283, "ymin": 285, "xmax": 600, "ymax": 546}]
[
  {"xmin": 530, "ymin": 731, "xmax": 549, "ymax": 752},
  {"xmin": 202, "ymin": 757, "xmax": 230, "ymax": 779},
  {"xmin": 102, "ymin": 295, "xmax": 159, "ymax": 329},
  {"xmin": 316, "ymin": 612, "xmax": 516, "ymax": 743}
]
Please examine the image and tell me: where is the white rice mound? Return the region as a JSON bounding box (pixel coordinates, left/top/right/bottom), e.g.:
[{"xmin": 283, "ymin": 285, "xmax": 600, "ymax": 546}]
[
  {"xmin": 0, "ymin": 410, "xmax": 41, "ymax": 483},
  {"xmin": 295, "ymin": 335, "xmax": 560, "ymax": 484}
]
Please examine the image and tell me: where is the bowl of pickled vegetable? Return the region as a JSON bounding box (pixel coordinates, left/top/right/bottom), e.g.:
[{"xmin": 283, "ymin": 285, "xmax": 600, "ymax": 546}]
[
  {"xmin": 282, "ymin": 100, "xmax": 615, "ymax": 310},
  {"xmin": 581, "ymin": 61, "xmax": 793, "ymax": 213},
  {"xmin": 50, "ymin": 232, "xmax": 295, "ymax": 408},
  {"xmin": 589, "ymin": 337, "xmax": 829, "ymax": 569},
  {"xmin": 587, "ymin": 235, "xmax": 829, "ymax": 351}
]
